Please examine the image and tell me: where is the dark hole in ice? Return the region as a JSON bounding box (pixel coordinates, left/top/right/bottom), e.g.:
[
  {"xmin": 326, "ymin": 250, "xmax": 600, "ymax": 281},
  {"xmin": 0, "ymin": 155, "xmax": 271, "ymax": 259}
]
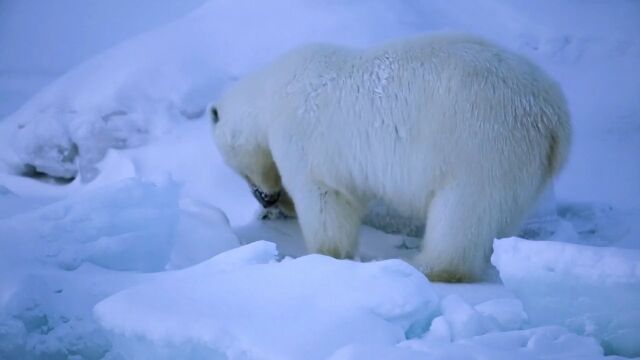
[{"xmin": 21, "ymin": 164, "xmax": 75, "ymax": 185}]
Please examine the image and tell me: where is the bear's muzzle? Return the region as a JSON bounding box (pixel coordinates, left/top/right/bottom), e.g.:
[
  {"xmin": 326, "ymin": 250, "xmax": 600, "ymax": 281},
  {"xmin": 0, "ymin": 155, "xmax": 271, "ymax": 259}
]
[{"xmin": 251, "ymin": 184, "xmax": 281, "ymax": 208}]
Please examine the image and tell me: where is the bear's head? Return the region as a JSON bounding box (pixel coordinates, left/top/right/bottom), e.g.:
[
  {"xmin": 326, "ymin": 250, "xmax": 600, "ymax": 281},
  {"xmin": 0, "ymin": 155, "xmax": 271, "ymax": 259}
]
[{"xmin": 209, "ymin": 83, "xmax": 297, "ymax": 216}]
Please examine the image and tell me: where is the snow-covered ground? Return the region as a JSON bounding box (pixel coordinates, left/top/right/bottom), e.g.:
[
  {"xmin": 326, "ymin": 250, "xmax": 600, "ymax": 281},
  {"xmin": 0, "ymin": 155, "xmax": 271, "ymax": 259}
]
[{"xmin": 0, "ymin": 1, "xmax": 638, "ymax": 359}]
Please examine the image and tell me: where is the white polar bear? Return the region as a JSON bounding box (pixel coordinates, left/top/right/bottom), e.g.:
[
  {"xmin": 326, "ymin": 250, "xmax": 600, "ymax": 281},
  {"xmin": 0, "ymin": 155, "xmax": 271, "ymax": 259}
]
[{"xmin": 211, "ymin": 33, "xmax": 571, "ymax": 282}]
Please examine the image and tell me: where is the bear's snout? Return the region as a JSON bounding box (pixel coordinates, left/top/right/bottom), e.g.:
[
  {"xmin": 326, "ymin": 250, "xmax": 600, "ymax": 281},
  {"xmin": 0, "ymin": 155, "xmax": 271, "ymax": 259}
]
[{"xmin": 251, "ymin": 184, "xmax": 281, "ymax": 208}]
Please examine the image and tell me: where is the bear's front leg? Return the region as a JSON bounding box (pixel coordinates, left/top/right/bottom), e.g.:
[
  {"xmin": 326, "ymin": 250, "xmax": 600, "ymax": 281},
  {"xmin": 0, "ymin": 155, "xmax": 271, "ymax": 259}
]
[{"xmin": 293, "ymin": 183, "xmax": 364, "ymax": 259}]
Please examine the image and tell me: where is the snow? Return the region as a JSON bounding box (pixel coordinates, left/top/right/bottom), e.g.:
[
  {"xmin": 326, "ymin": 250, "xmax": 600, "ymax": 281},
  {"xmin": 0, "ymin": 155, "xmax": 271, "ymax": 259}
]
[
  {"xmin": 492, "ymin": 237, "xmax": 640, "ymax": 357},
  {"xmin": 0, "ymin": 177, "xmax": 239, "ymax": 359},
  {"xmin": 328, "ymin": 296, "xmax": 614, "ymax": 360},
  {"xmin": 0, "ymin": 0, "xmax": 639, "ymax": 359},
  {"xmin": 331, "ymin": 326, "xmax": 611, "ymax": 360},
  {"xmin": 0, "ymin": 0, "xmax": 208, "ymax": 119},
  {"xmin": 0, "ymin": 178, "xmax": 180, "ymax": 271},
  {"xmin": 94, "ymin": 241, "xmax": 439, "ymax": 360},
  {"xmin": 0, "ymin": 0, "xmax": 436, "ymax": 185}
]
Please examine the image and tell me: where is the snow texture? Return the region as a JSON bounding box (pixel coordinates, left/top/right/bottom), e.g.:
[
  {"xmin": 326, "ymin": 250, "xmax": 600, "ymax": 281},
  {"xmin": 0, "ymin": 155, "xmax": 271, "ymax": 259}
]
[
  {"xmin": 330, "ymin": 326, "xmax": 611, "ymax": 360},
  {"xmin": 0, "ymin": 178, "xmax": 180, "ymax": 271},
  {"xmin": 493, "ymin": 237, "xmax": 640, "ymax": 357},
  {"xmin": 94, "ymin": 241, "xmax": 439, "ymax": 360},
  {"xmin": 0, "ymin": 0, "xmax": 639, "ymax": 359},
  {"xmin": 0, "ymin": 177, "xmax": 239, "ymax": 359}
]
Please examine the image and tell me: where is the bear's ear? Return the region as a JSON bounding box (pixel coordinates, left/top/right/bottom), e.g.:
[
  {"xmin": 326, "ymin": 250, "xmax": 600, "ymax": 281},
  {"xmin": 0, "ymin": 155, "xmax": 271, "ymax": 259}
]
[{"xmin": 210, "ymin": 106, "xmax": 220, "ymax": 124}]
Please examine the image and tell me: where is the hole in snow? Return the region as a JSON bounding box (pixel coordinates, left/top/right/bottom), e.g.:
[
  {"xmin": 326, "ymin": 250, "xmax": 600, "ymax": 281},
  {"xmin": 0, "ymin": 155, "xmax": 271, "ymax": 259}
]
[{"xmin": 21, "ymin": 164, "xmax": 75, "ymax": 185}]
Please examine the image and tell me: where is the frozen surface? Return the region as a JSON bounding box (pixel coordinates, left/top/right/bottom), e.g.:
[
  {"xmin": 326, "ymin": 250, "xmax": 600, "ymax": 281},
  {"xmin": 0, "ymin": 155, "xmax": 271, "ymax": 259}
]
[
  {"xmin": 94, "ymin": 241, "xmax": 439, "ymax": 360},
  {"xmin": 0, "ymin": 177, "xmax": 239, "ymax": 359},
  {"xmin": 0, "ymin": 178, "xmax": 181, "ymax": 271},
  {"xmin": 492, "ymin": 237, "xmax": 640, "ymax": 357},
  {"xmin": 330, "ymin": 326, "xmax": 612, "ymax": 360},
  {"xmin": 0, "ymin": 266, "xmax": 137, "ymax": 360},
  {"xmin": 329, "ymin": 295, "xmax": 616, "ymax": 360},
  {"xmin": 0, "ymin": 0, "xmax": 639, "ymax": 359}
]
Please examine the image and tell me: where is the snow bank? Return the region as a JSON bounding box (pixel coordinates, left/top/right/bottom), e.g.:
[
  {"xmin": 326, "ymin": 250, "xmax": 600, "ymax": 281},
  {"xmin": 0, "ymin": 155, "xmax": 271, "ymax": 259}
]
[
  {"xmin": 492, "ymin": 237, "xmax": 640, "ymax": 357},
  {"xmin": 95, "ymin": 241, "xmax": 439, "ymax": 359},
  {"xmin": 0, "ymin": 0, "xmax": 434, "ymax": 182}
]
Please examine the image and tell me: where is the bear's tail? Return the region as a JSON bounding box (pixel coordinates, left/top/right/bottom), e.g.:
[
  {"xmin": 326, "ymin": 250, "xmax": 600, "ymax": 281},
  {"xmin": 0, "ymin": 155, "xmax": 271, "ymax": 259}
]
[{"xmin": 545, "ymin": 120, "xmax": 572, "ymax": 180}]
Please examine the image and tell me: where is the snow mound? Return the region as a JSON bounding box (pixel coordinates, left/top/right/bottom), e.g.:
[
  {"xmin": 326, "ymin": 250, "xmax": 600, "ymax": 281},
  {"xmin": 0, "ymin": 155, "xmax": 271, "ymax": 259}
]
[
  {"xmin": 492, "ymin": 237, "xmax": 640, "ymax": 357},
  {"xmin": 1, "ymin": 0, "xmax": 434, "ymax": 181},
  {"xmin": 94, "ymin": 241, "xmax": 439, "ymax": 359}
]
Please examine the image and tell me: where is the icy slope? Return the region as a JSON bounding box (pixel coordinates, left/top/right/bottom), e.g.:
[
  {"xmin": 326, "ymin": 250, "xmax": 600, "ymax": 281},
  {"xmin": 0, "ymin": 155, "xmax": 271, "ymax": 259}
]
[
  {"xmin": 0, "ymin": 0, "xmax": 208, "ymax": 119},
  {"xmin": 0, "ymin": 0, "xmax": 434, "ymax": 183}
]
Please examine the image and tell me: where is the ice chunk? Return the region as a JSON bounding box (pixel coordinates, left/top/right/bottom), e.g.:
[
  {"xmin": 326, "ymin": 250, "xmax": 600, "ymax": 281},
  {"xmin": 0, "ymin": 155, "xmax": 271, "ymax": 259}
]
[
  {"xmin": 95, "ymin": 244, "xmax": 439, "ymax": 359},
  {"xmin": 332, "ymin": 326, "xmax": 608, "ymax": 360},
  {"xmin": 439, "ymin": 295, "xmax": 497, "ymax": 341},
  {"xmin": 0, "ymin": 178, "xmax": 180, "ymax": 271},
  {"xmin": 474, "ymin": 298, "xmax": 528, "ymax": 332},
  {"xmin": 492, "ymin": 237, "xmax": 640, "ymax": 357},
  {"xmin": 421, "ymin": 315, "xmax": 452, "ymax": 343},
  {"xmin": 167, "ymin": 197, "xmax": 240, "ymax": 269},
  {"xmin": 0, "ymin": 272, "xmax": 113, "ymax": 360},
  {"xmin": 421, "ymin": 296, "xmax": 526, "ymax": 344}
]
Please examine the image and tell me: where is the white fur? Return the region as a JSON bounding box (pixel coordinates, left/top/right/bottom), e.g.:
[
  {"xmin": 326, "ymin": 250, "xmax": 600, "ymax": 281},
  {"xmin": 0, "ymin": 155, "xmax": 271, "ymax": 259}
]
[{"xmin": 212, "ymin": 33, "xmax": 571, "ymax": 281}]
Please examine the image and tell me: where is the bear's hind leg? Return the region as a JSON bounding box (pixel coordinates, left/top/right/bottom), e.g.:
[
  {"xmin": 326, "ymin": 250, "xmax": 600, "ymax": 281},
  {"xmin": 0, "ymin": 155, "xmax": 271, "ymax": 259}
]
[
  {"xmin": 293, "ymin": 183, "xmax": 364, "ymax": 259},
  {"xmin": 414, "ymin": 183, "xmax": 506, "ymax": 282}
]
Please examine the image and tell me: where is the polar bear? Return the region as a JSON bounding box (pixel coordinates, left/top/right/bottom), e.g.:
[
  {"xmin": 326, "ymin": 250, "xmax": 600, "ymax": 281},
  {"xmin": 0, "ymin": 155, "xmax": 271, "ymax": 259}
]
[{"xmin": 211, "ymin": 33, "xmax": 571, "ymax": 282}]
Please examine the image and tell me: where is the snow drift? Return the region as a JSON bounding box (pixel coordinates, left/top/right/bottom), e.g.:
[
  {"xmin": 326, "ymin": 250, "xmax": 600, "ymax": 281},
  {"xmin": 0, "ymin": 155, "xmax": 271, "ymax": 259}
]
[{"xmin": 492, "ymin": 237, "xmax": 640, "ymax": 357}]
